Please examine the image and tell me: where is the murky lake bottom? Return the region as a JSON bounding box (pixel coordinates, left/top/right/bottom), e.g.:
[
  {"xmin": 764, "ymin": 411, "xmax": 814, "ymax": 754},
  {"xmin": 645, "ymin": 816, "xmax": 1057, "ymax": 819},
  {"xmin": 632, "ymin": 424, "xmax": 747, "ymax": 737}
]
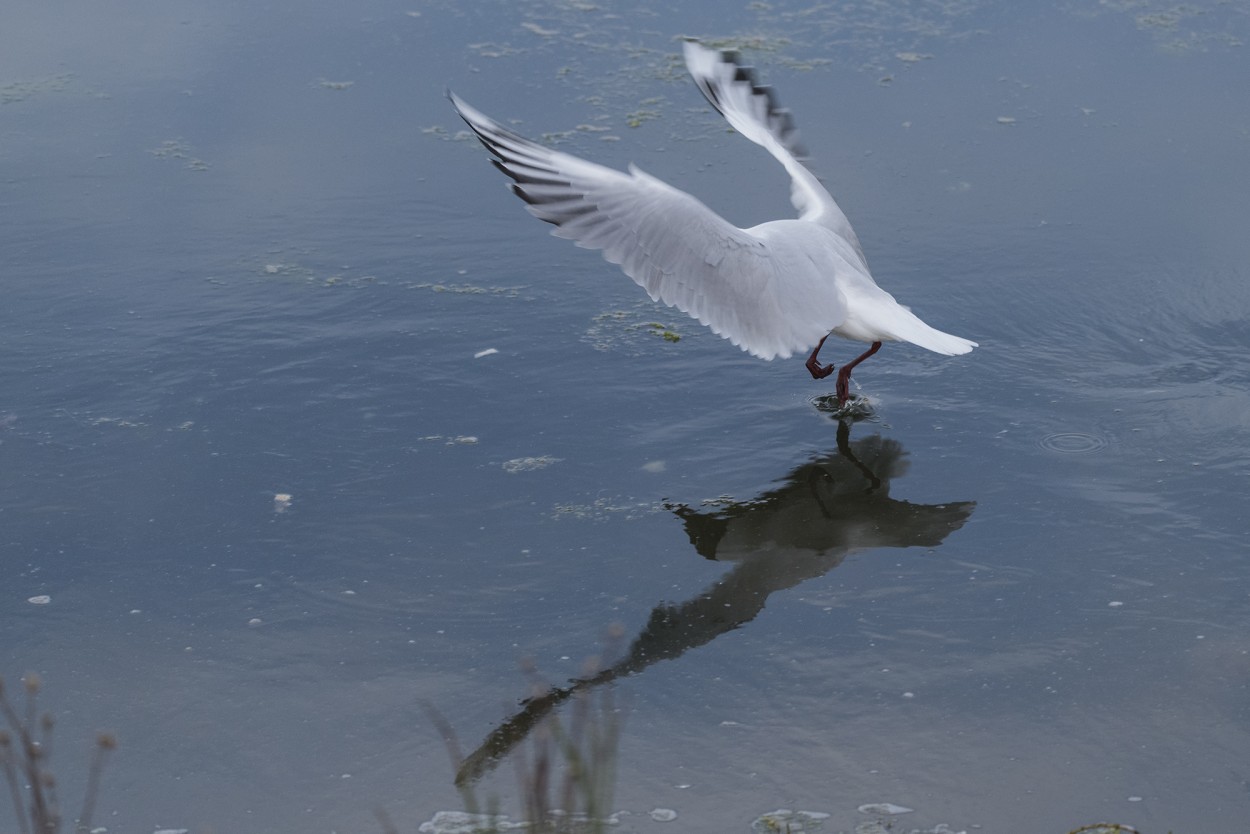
[{"xmin": 3, "ymin": 2, "xmax": 1249, "ymax": 832}]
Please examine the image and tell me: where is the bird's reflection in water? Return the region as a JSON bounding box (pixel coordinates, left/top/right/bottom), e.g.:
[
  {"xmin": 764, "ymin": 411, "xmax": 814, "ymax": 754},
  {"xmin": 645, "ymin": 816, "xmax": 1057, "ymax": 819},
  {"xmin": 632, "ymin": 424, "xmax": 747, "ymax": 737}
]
[{"xmin": 454, "ymin": 421, "xmax": 975, "ymax": 786}]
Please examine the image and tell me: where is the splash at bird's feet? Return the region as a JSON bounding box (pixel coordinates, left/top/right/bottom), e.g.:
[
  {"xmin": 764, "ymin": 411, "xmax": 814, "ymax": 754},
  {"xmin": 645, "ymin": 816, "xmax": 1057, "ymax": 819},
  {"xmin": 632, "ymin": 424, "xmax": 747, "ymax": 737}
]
[{"xmin": 811, "ymin": 392, "xmax": 875, "ymax": 420}]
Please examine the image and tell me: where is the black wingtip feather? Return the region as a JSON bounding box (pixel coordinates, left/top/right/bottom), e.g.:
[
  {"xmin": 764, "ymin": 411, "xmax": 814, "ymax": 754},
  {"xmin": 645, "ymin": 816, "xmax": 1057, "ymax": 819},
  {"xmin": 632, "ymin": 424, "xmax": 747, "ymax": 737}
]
[
  {"xmin": 693, "ymin": 46, "xmax": 811, "ymax": 162},
  {"xmin": 510, "ymin": 183, "xmax": 538, "ymax": 205}
]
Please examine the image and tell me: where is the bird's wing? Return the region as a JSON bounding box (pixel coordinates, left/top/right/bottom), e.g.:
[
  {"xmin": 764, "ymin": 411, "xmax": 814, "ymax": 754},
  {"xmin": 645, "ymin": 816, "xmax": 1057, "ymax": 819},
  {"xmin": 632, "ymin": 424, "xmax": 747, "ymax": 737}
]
[
  {"xmin": 681, "ymin": 40, "xmax": 867, "ymax": 269},
  {"xmin": 450, "ymin": 92, "xmax": 846, "ymax": 361}
]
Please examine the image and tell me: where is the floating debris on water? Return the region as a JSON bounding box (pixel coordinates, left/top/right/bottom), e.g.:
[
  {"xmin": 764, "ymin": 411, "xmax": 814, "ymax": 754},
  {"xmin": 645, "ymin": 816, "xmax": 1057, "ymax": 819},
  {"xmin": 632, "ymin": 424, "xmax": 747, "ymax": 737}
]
[
  {"xmin": 0, "ymin": 73, "xmax": 74, "ymax": 104},
  {"xmin": 553, "ymin": 496, "xmax": 662, "ymax": 522},
  {"xmin": 625, "ymin": 107, "xmax": 661, "ymax": 128},
  {"xmin": 467, "ymin": 41, "xmax": 523, "ymax": 59},
  {"xmin": 256, "ymin": 264, "xmax": 377, "ymax": 287},
  {"xmin": 474, "ymin": 348, "xmax": 499, "ymax": 359},
  {"xmin": 697, "ymin": 494, "xmax": 737, "ymax": 509},
  {"xmin": 317, "ymin": 79, "xmax": 355, "ymax": 90},
  {"xmin": 417, "ymin": 811, "xmax": 525, "ymax": 833},
  {"xmin": 273, "ymin": 493, "xmax": 293, "ymax": 513},
  {"xmin": 27, "ymin": 595, "xmax": 51, "ymax": 605},
  {"xmin": 996, "ymin": 116, "xmax": 1017, "ymax": 125},
  {"xmin": 414, "ymin": 435, "xmax": 480, "ymax": 446},
  {"xmin": 521, "ymin": 21, "xmax": 558, "ymax": 37},
  {"xmin": 859, "ymin": 825, "xmax": 967, "ymax": 834},
  {"xmin": 540, "ymin": 129, "xmax": 576, "ymax": 144},
  {"xmin": 751, "ymin": 809, "xmax": 831, "ymax": 833},
  {"xmin": 89, "ymin": 416, "xmax": 147, "ymax": 428},
  {"xmin": 148, "ymin": 139, "xmax": 209, "ymax": 170},
  {"xmin": 584, "ymin": 308, "xmax": 687, "ymax": 354},
  {"xmin": 650, "ymin": 808, "xmax": 678, "ymax": 822},
  {"xmin": 645, "ymin": 322, "xmax": 681, "ymax": 342},
  {"xmin": 857, "ymin": 803, "xmax": 914, "ymax": 815},
  {"xmin": 411, "ymin": 282, "xmax": 526, "ymax": 297},
  {"xmin": 423, "ymin": 0, "xmax": 1045, "ymax": 159},
  {"xmin": 502, "ymin": 455, "xmax": 561, "ymax": 473}
]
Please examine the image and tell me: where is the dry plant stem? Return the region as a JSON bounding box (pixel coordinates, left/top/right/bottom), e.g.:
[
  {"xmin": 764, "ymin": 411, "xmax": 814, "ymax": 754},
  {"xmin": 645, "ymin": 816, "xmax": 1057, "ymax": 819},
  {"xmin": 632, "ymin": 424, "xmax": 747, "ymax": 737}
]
[
  {"xmin": 514, "ymin": 681, "xmax": 620, "ymax": 832},
  {"xmin": 419, "ymin": 700, "xmax": 483, "ymax": 817},
  {"xmin": 554, "ymin": 720, "xmax": 583, "ymax": 826},
  {"xmin": 594, "ymin": 689, "xmax": 619, "ymax": 823},
  {"xmin": 519, "ymin": 721, "xmax": 552, "ymax": 830},
  {"xmin": 574, "ymin": 688, "xmax": 618, "ymax": 828},
  {"xmin": 1, "ymin": 677, "xmax": 52, "ymax": 833},
  {"xmin": 2, "ymin": 676, "xmax": 115, "ymax": 834},
  {"xmin": 1, "ymin": 736, "xmax": 32, "ymax": 834},
  {"xmin": 41, "ymin": 713, "xmax": 61, "ymax": 832},
  {"xmin": 419, "ymin": 701, "xmax": 465, "ymax": 766},
  {"xmin": 76, "ymin": 736, "xmax": 114, "ymax": 834},
  {"xmin": 39, "ymin": 714, "xmax": 54, "ymax": 781}
]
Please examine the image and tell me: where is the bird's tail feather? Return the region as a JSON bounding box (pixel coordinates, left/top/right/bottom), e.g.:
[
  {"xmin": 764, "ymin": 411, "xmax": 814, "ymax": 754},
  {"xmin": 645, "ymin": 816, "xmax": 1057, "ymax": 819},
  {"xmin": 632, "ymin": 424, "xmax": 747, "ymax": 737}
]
[{"xmin": 890, "ymin": 310, "xmax": 977, "ymax": 355}]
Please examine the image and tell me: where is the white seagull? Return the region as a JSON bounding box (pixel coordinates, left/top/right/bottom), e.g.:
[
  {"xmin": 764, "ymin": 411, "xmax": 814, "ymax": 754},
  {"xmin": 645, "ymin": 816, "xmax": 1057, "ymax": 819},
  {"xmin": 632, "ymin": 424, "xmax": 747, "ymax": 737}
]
[{"xmin": 449, "ymin": 40, "xmax": 976, "ymax": 405}]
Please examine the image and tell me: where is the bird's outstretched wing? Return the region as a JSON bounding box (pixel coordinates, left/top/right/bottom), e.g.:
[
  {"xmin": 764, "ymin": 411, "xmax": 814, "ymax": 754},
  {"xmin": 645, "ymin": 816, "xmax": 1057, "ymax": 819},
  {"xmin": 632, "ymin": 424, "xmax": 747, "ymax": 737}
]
[
  {"xmin": 681, "ymin": 40, "xmax": 867, "ymax": 268},
  {"xmin": 449, "ymin": 92, "xmax": 846, "ymax": 361}
]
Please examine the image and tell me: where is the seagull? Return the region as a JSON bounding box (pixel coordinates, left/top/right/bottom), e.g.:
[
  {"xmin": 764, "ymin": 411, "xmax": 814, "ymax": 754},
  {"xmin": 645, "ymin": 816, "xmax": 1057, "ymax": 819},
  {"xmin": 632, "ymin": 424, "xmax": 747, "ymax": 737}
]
[{"xmin": 449, "ymin": 39, "xmax": 976, "ymax": 406}]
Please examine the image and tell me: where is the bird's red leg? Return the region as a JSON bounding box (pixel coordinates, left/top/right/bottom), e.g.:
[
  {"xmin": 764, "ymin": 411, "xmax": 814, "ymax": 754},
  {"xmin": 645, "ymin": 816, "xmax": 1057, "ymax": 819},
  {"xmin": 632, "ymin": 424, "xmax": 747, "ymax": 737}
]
[
  {"xmin": 836, "ymin": 341, "xmax": 882, "ymax": 405},
  {"xmin": 805, "ymin": 334, "xmax": 835, "ymax": 380}
]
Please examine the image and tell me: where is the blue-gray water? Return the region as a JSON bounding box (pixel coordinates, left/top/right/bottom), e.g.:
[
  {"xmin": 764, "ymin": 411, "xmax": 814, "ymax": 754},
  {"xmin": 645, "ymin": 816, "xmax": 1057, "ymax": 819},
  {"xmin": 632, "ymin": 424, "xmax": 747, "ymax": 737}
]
[{"xmin": 3, "ymin": 2, "xmax": 1249, "ymax": 832}]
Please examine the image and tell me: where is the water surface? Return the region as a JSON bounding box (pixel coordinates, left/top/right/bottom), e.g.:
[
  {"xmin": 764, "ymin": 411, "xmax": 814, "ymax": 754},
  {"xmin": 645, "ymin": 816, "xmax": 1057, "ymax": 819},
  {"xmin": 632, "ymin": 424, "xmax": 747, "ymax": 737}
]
[{"xmin": 2, "ymin": 2, "xmax": 1249, "ymax": 832}]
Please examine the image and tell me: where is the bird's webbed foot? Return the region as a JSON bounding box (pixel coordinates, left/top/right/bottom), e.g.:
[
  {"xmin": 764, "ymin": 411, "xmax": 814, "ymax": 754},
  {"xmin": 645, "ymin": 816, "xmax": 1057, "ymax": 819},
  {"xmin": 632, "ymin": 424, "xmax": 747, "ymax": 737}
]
[
  {"xmin": 806, "ymin": 358, "xmax": 835, "ymax": 380},
  {"xmin": 805, "ymin": 334, "xmax": 835, "ymax": 379}
]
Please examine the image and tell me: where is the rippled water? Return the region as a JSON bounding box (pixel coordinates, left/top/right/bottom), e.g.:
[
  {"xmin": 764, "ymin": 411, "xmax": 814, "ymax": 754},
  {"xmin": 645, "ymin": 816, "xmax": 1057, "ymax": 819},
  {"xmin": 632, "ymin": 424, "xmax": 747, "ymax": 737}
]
[{"xmin": 3, "ymin": 2, "xmax": 1249, "ymax": 833}]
